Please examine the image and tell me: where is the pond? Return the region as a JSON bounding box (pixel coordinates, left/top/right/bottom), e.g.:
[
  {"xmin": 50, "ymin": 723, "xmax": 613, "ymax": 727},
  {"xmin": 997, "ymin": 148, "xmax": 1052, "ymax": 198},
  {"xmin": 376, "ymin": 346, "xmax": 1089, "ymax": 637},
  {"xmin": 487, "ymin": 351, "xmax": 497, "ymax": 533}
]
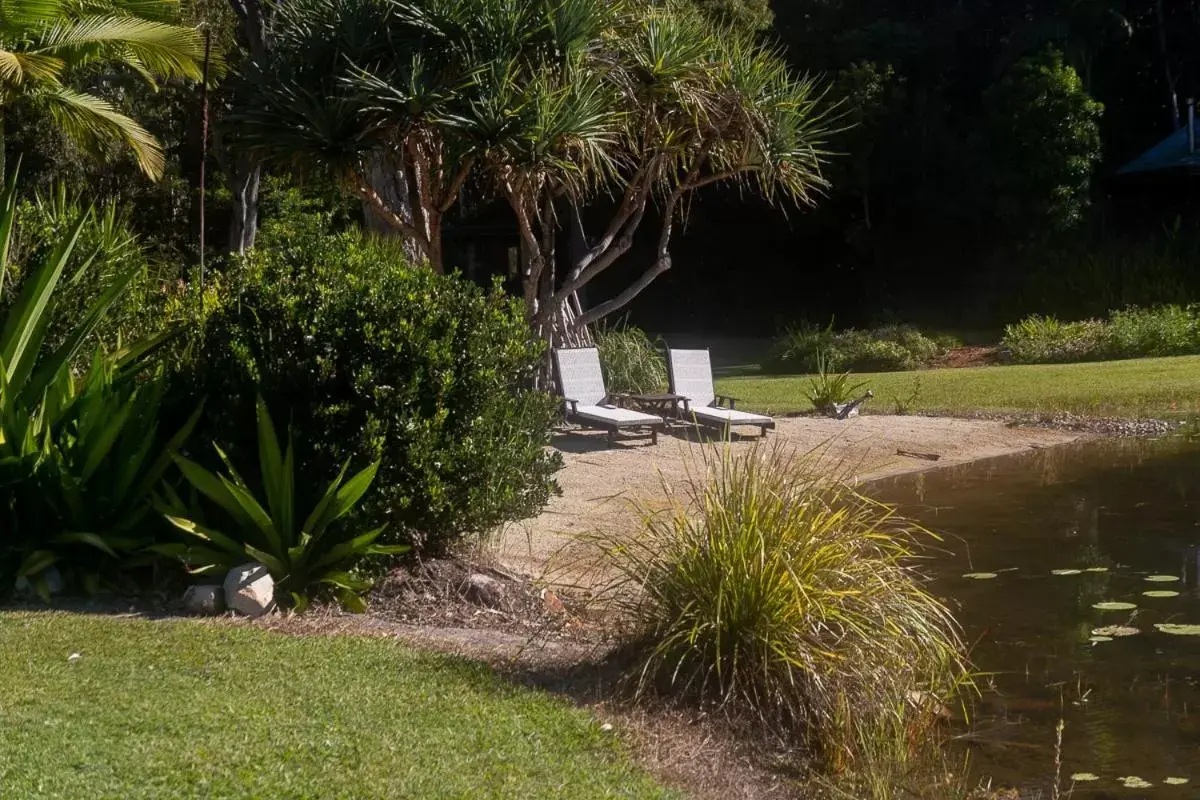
[{"xmin": 870, "ymin": 438, "xmax": 1200, "ymax": 797}]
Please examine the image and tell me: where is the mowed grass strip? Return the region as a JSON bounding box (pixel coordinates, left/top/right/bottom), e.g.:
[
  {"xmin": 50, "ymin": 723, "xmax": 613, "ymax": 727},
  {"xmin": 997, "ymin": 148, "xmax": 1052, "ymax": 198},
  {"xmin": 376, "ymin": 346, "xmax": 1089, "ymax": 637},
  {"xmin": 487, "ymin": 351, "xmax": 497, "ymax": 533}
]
[
  {"xmin": 0, "ymin": 612, "xmax": 671, "ymax": 800},
  {"xmin": 716, "ymin": 355, "xmax": 1200, "ymax": 418}
]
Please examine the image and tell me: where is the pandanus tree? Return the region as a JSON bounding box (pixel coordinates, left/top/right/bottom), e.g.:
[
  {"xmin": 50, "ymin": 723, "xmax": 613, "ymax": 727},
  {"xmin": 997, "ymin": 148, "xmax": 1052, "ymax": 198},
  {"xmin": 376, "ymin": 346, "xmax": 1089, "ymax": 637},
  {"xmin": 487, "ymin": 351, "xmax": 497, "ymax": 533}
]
[
  {"xmin": 0, "ymin": 0, "xmax": 207, "ymax": 179},
  {"xmin": 237, "ymin": 0, "xmax": 830, "ymax": 349}
]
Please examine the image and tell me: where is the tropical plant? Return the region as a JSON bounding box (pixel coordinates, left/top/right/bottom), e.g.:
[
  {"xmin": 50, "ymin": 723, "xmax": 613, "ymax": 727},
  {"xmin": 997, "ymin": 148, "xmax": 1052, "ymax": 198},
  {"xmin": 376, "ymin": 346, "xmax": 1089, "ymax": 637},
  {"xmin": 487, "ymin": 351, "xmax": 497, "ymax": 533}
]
[
  {"xmin": 0, "ymin": 168, "xmax": 191, "ymax": 597},
  {"xmin": 158, "ymin": 398, "xmax": 408, "ymax": 611},
  {"xmin": 237, "ymin": 0, "xmax": 830, "ymax": 348},
  {"xmin": 804, "ymin": 351, "xmax": 867, "ymax": 413},
  {"xmin": 588, "ymin": 444, "xmax": 971, "ymax": 773},
  {"xmin": 594, "ymin": 323, "xmax": 666, "ymax": 395},
  {"xmin": 0, "ymin": 0, "xmax": 206, "ymax": 178},
  {"xmin": 768, "ymin": 322, "xmax": 951, "ymax": 374},
  {"xmin": 168, "ymin": 209, "xmax": 560, "ymax": 554}
]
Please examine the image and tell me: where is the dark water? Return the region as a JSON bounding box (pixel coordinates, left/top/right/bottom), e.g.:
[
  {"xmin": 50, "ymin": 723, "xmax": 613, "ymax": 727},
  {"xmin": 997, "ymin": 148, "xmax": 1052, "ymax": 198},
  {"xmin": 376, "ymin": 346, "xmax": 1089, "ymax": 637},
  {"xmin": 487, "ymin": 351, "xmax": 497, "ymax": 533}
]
[{"xmin": 870, "ymin": 439, "xmax": 1200, "ymax": 797}]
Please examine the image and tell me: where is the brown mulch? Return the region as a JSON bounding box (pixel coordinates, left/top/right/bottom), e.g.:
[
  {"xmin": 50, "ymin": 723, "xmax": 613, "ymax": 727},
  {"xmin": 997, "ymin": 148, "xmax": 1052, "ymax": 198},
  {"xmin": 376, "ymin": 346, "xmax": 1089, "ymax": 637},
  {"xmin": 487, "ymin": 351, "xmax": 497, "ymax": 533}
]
[{"xmin": 934, "ymin": 345, "xmax": 1001, "ymax": 368}]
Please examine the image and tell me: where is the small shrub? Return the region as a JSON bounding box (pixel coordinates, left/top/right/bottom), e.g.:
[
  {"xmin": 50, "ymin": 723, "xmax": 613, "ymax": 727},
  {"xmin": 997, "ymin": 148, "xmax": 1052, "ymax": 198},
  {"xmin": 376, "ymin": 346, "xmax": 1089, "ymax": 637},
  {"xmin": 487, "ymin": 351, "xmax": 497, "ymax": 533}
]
[
  {"xmin": 767, "ymin": 323, "xmax": 950, "ymax": 374},
  {"xmin": 594, "ymin": 323, "xmax": 667, "ymax": 394},
  {"xmin": 805, "ymin": 351, "xmax": 867, "ymax": 413},
  {"xmin": 591, "ymin": 444, "xmax": 970, "ymax": 770},
  {"xmin": 1001, "ymin": 306, "xmax": 1200, "ymax": 364},
  {"xmin": 1000, "ymin": 314, "xmax": 1107, "ymax": 363},
  {"xmin": 1106, "ymin": 305, "xmax": 1200, "ymax": 359},
  {"xmin": 158, "ymin": 398, "xmax": 408, "ymax": 611},
  {"xmin": 171, "ymin": 209, "xmax": 561, "ymax": 553}
]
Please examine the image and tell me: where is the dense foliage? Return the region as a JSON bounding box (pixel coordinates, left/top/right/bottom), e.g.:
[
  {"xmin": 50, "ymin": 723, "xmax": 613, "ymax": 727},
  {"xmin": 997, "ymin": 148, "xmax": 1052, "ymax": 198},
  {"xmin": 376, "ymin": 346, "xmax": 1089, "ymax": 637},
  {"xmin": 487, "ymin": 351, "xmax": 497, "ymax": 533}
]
[
  {"xmin": 767, "ymin": 323, "xmax": 953, "ymax": 374},
  {"xmin": 0, "ymin": 173, "xmax": 193, "ymax": 597},
  {"xmin": 172, "ymin": 210, "xmax": 560, "ymax": 552},
  {"xmin": 1002, "ymin": 306, "xmax": 1200, "ymax": 364}
]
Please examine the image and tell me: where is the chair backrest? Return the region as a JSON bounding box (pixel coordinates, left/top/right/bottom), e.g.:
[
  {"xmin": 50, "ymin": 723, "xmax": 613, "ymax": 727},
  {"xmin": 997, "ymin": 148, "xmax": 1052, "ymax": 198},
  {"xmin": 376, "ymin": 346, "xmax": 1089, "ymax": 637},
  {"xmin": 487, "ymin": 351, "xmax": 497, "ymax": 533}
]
[
  {"xmin": 667, "ymin": 349, "xmax": 715, "ymax": 407},
  {"xmin": 554, "ymin": 347, "xmax": 607, "ymax": 406}
]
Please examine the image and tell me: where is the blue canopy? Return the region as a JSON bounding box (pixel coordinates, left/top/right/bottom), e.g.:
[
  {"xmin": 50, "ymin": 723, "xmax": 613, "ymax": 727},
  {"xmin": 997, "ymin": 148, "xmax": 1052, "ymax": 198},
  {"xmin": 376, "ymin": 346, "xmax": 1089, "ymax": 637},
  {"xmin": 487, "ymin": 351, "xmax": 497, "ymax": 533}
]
[{"xmin": 1118, "ymin": 126, "xmax": 1200, "ymax": 174}]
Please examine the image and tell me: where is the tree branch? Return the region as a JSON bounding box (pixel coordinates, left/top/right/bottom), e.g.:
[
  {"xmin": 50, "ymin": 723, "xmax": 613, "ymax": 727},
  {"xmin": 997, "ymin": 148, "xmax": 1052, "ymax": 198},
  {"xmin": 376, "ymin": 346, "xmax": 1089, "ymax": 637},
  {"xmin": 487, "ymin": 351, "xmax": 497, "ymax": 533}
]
[
  {"xmin": 437, "ymin": 154, "xmax": 475, "ymax": 213},
  {"xmin": 576, "ymin": 256, "xmax": 671, "ymax": 327},
  {"xmin": 355, "ymin": 179, "xmax": 430, "ymax": 256}
]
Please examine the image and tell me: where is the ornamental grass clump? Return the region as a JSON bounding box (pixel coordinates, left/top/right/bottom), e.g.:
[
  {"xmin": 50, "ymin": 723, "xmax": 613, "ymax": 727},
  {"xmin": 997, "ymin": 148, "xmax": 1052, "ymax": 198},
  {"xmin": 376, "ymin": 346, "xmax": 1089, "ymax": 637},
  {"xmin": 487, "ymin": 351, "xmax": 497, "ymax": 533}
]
[{"xmin": 595, "ymin": 444, "xmax": 970, "ymax": 770}]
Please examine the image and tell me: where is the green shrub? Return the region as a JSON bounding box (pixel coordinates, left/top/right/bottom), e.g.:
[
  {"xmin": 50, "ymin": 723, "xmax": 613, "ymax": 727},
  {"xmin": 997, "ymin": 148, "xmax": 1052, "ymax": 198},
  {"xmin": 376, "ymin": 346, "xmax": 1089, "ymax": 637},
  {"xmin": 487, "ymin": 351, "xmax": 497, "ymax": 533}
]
[
  {"xmin": 158, "ymin": 398, "xmax": 408, "ymax": 611},
  {"xmin": 0, "ymin": 172, "xmax": 194, "ymax": 597},
  {"xmin": 172, "ymin": 210, "xmax": 560, "ymax": 553},
  {"xmin": 591, "ymin": 445, "xmax": 969, "ymax": 771},
  {"xmin": 594, "ymin": 323, "xmax": 667, "ymax": 394},
  {"xmin": 7, "ymin": 185, "xmax": 180, "ymax": 360},
  {"xmin": 767, "ymin": 323, "xmax": 950, "ymax": 374},
  {"xmin": 1000, "ymin": 314, "xmax": 1107, "ymax": 363},
  {"xmin": 1001, "ymin": 306, "xmax": 1200, "ymax": 364},
  {"xmin": 1106, "ymin": 305, "xmax": 1200, "ymax": 359}
]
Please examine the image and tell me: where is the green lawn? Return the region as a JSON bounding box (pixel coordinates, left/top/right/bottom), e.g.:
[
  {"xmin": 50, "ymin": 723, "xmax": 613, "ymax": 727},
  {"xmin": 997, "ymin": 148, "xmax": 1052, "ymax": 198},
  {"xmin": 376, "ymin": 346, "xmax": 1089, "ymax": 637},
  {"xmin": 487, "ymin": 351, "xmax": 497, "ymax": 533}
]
[
  {"xmin": 0, "ymin": 612, "xmax": 670, "ymax": 799},
  {"xmin": 715, "ymin": 355, "xmax": 1200, "ymax": 418}
]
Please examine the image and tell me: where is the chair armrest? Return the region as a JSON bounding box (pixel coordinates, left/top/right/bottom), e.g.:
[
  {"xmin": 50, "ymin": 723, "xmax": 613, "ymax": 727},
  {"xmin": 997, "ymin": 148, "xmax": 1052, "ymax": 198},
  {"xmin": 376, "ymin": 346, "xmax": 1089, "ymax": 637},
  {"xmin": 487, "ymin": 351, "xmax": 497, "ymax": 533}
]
[
  {"xmin": 561, "ymin": 397, "xmax": 579, "ymax": 414},
  {"xmin": 715, "ymin": 394, "xmax": 740, "ymax": 409},
  {"xmin": 678, "ymin": 396, "xmax": 691, "ymax": 413}
]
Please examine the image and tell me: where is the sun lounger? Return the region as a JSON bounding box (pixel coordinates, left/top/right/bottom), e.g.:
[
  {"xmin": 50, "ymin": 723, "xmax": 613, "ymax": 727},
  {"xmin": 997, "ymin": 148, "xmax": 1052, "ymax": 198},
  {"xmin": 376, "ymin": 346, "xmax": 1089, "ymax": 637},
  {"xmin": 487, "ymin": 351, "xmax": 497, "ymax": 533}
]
[
  {"xmin": 666, "ymin": 348, "xmax": 775, "ymax": 437},
  {"xmin": 553, "ymin": 347, "xmax": 665, "ymax": 444}
]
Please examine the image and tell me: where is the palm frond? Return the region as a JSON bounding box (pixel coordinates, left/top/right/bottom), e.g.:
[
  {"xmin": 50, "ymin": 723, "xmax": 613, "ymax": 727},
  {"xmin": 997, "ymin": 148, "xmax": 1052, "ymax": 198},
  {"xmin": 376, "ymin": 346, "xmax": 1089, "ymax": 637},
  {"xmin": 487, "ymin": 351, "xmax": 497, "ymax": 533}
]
[
  {"xmin": 36, "ymin": 85, "xmax": 165, "ymax": 178},
  {"xmin": 0, "ymin": 0, "xmax": 66, "ymax": 29},
  {"xmin": 38, "ymin": 14, "xmax": 205, "ymax": 80},
  {"xmin": 0, "ymin": 49, "xmax": 64, "ymax": 85}
]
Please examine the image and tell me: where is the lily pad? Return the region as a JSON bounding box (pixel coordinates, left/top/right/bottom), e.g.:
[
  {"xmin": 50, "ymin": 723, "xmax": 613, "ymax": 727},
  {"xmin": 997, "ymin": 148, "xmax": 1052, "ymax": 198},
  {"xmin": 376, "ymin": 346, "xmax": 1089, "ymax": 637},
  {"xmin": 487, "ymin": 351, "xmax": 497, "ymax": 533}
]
[
  {"xmin": 1084, "ymin": 567, "xmax": 1109, "ymax": 573},
  {"xmin": 1145, "ymin": 575, "xmax": 1180, "ymax": 583},
  {"xmin": 1089, "ymin": 635, "xmax": 1113, "ymax": 643},
  {"xmin": 1070, "ymin": 773, "xmax": 1100, "ymax": 782},
  {"xmin": 1052, "ymin": 569, "xmax": 1082, "ymax": 576},
  {"xmin": 1164, "ymin": 777, "xmax": 1189, "ymax": 785},
  {"xmin": 962, "ymin": 572, "xmax": 998, "ymax": 580},
  {"xmin": 1118, "ymin": 776, "xmax": 1153, "ymax": 789},
  {"xmin": 1092, "ymin": 625, "xmax": 1139, "ymax": 637},
  {"xmin": 1093, "ymin": 601, "xmax": 1138, "ymax": 611},
  {"xmin": 1155, "ymin": 623, "xmax": 1200, "ymax": 636},
  {"xmin": 1144, "ymin": 590, "xmax": 1181, "ymax": 598}
]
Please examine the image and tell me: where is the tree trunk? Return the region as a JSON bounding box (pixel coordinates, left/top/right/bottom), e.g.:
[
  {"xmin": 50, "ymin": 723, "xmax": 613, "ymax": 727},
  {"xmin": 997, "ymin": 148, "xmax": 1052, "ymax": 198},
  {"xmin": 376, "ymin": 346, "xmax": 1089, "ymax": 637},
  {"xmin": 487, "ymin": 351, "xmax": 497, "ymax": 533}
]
[
  {"xmin": 361, "ymin": 150, "xmax": 431, "ymax": 268},
  {"xmin": 227, "ymin": 152, "xmax": 260, "ymax": 254},
  {"xmin": 1156, "ymin": 0, "xmax": 1181, "ymax": 129}
]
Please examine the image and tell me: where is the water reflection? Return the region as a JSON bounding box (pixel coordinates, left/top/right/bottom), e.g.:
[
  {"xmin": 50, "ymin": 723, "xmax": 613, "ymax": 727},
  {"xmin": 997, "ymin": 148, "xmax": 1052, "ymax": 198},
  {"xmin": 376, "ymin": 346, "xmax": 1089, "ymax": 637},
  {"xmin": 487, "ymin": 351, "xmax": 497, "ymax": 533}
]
[{"xmin": 868, "ymin": 438, "xmax": 1200, "ymax": 797}]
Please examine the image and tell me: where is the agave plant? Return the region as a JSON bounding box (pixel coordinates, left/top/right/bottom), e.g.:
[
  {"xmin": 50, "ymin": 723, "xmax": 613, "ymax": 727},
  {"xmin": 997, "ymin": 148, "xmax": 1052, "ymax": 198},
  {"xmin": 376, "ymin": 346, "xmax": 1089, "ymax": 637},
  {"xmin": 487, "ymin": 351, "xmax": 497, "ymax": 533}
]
[
  {"xmin": 158, "ymin": 398, "xmax": 407, "ymax": 611},
  {"xmin": 0, "ymin": 166, "xmax": 193, "ymax": 597}
]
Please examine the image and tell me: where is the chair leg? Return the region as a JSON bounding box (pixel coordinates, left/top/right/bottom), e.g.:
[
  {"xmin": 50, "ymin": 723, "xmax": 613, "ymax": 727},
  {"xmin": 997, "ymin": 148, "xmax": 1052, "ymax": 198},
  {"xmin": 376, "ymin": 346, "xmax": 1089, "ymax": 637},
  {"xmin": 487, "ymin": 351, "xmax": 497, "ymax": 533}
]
[
  {"xmin": 608, "ymin": 429, "xmax": 615, "ymax": 445},
  {"xmin": 651, "ymin": 428, "xmax": 658, "ymax": 445},
  {"xmin": 761, "ymin": 425, "xmax": 768, "ymax": 438}
]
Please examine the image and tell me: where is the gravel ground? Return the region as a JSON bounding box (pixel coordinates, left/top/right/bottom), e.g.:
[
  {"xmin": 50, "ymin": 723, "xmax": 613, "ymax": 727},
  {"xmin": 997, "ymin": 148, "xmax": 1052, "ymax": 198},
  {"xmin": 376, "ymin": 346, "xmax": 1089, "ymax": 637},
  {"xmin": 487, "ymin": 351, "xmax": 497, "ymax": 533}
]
[{"xmin": 494, "ymin": 415, "xmax": 1083, "ymax": 588}]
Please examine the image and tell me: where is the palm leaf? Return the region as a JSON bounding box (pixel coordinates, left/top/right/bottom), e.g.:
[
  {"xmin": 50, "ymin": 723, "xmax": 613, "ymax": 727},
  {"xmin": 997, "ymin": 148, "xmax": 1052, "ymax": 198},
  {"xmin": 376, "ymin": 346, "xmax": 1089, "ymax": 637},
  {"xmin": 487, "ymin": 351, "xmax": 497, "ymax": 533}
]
[
  {"xmin": 0, "ymin": 204, "xmax": 87, "ymax": 390},
  {"xmin": 37, "ymin": 85, "xmax": 165, "ymax": 178},
  {"xmin": 0, "ymin": 50, "xmax": 64, "ymax": 84}
]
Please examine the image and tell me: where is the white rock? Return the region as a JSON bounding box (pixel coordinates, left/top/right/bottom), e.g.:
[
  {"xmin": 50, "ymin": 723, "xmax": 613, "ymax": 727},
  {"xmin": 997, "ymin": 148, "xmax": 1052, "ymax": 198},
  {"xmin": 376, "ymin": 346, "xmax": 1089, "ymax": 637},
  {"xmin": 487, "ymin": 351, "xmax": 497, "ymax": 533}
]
[
  {"xmin": 14, "ymin": 565, "xmax": 64, "ymax": 597},
  {"xmin": 462, "ymin": 573, "xmax": 505, "ymax": 608},
  {"xmin": 183, "ymin": 584, "xmax": 226, "ymax": 615},
  {"xmin": 223, "ymin": 563, "xmax": 276, "ymax": 618}
]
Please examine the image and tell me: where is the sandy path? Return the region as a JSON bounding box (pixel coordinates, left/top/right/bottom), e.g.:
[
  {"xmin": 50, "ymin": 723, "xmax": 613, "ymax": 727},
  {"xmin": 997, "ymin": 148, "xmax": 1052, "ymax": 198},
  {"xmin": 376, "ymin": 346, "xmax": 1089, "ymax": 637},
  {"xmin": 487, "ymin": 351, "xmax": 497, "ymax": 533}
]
[{"xmin": 493, "ymin": 416, "xmax": 1080, "ymax": 587}]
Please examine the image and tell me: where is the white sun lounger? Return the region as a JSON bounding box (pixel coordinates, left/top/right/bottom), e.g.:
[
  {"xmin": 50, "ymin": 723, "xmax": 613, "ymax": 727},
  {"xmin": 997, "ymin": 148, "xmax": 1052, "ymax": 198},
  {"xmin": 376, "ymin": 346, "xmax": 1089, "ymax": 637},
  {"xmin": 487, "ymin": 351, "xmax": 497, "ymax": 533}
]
[
  {"xmin": 666, "ymin": 348, "xmax": 774, "ymax": 437},
  {"xmin": 553, "ymin": 347, "xmax": 665, "ymax": 445}
]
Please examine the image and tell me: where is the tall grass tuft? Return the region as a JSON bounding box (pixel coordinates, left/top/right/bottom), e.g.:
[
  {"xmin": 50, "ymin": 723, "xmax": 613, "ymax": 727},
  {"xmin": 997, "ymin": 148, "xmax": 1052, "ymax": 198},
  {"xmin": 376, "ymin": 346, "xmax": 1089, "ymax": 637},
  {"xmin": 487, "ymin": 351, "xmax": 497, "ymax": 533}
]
[
  {"xmin": 594, "ymin": 322, "xmax": 667, "ymax": 394},
  {"xmin": 591, "ymin": 444, "xmax": 972, "ymax": 777}
]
